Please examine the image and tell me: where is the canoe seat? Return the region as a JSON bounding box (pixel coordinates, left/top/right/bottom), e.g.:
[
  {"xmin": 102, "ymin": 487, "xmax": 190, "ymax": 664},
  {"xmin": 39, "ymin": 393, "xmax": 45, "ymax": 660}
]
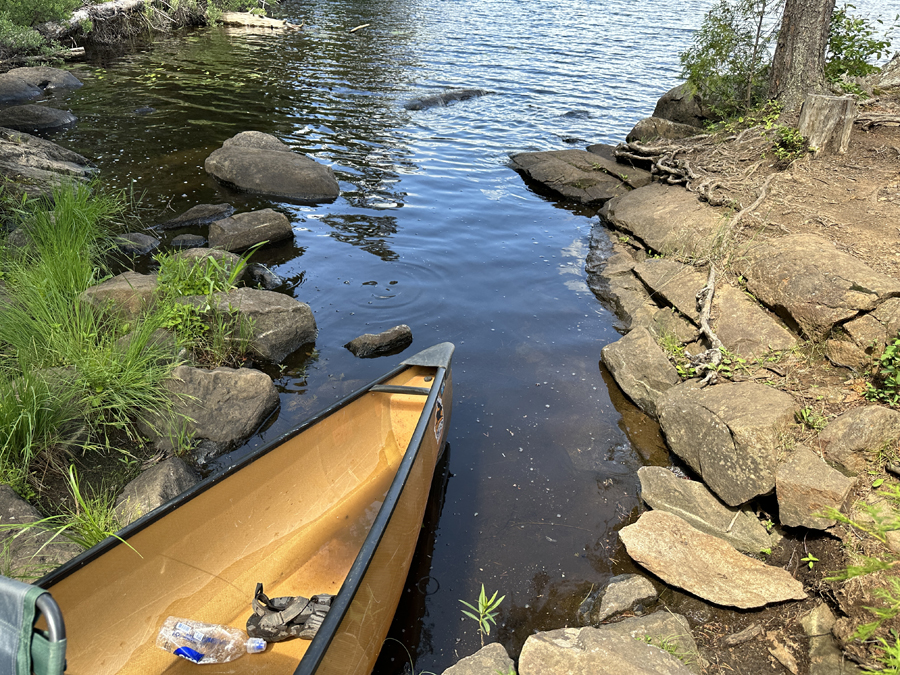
[{"xmin": 0, "ymin": 575, "xmax": 66, "ymax": 675}]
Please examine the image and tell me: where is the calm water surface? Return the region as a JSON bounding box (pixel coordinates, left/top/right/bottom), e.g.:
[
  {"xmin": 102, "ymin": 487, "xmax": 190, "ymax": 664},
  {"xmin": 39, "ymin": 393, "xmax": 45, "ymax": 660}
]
[{"xmin": 33, "ymin": 0, "xmax": 900, "ymax": 669}]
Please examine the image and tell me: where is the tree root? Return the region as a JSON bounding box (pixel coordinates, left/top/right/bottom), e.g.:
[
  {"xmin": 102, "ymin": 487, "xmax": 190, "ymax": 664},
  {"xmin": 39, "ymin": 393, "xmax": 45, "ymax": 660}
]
[{"xmin": 687, "ymin": 266, "xmax": 725, "ymax": 387}]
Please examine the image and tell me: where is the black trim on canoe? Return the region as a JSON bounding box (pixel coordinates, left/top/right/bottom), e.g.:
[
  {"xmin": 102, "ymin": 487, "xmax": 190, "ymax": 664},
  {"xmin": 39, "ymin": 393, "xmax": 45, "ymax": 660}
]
[
  {"xmin": 36, "ymin": 342, "xmax": 455, "ymax": 591},
  {"xmin": 294, "ymin": 348, "xmax": 453, "ymax": 675}
]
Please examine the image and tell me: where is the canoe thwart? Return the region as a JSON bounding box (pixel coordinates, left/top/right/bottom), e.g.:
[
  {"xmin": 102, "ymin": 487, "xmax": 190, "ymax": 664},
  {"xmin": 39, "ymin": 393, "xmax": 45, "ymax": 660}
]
[{"xmin": 369, "ymin": 384, "xmax": 432, "ymax": 395}]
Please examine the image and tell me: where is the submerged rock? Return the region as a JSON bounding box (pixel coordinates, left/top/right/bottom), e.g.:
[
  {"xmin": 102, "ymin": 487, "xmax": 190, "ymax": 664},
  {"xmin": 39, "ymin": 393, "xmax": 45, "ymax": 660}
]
[
  {"xmin": 205, "ymin": 131, "xmax": 339, "ymax": 203},
  {"xmin": 345, "ymin": 325, "xmax": 413, "ymax": 358},
  {"xmin": 601, "ymin": 326, "xmax": 681, "ymax": 419},
  {"xmin": 619, "ymin": 510, "xmax": 806, "ymax": 609},
  {"xmin": 404, "ymin": 88, "xmax": 490, "ymax": 111},
  {"xmin": 159, "ymin": 203, "xmax": 235, "ymax": 230},
  {"xmin": 576, "ymin": 574, "xmax": 658, "ymax": 625}
]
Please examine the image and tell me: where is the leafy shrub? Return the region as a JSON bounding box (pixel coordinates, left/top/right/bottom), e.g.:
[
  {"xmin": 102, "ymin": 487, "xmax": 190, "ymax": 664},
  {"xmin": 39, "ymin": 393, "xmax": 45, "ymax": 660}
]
[
  {"xmin": 771, "ymin": 125, "xmax": 809, "ymax": 165},
  {"xmin": 1, "ymin": 0, "xmax": 80, "ymax": 28},
  {"xmin": 866, "ymin": 338, "xmax": 900, "ymax": 406},
  {"xmin": 826, "ymin": 3, "xmax": 897, "ymax": 82},
  {"xmin": 0, "ymin": 14, "xmax": 45, "ymax": 57},
  {"xmin": 679, "ymin": 0, "xmax": 782, "ymax": 117}
]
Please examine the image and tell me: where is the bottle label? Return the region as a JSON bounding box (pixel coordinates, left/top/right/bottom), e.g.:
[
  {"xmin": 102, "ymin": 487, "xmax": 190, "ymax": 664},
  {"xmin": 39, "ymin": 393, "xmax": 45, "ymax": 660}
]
[{"xmin": 173, "ymin": 646, "xmax": 205, "ymax": 663}]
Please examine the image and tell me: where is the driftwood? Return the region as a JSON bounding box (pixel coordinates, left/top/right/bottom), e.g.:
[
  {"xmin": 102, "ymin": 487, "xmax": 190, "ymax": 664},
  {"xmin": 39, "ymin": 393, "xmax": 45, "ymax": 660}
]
[
  {"xmin": 857, "ymin": 114, "xmax": 900, "ymax": 131},
  {"xmin": 798, "ymin": 94, "xmax": 856, "ymax": 155}
]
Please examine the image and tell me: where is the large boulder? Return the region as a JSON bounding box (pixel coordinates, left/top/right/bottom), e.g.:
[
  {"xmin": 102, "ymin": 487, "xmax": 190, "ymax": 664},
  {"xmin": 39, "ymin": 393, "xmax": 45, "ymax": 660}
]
[
  {"xmin": 637, "ymin": 466, "xmax": 777, "ymax": 553},
  {"xmin": 600, "ymin": 326, "xmax": 681, "ymax": 418},
  {"xmin": 0, "ymin": 105, "xmax": 77, "ymax": 133},
  {"xmin": 776, "ymin": 446, "xmax": 855, "ymax": 529},
  {"xmin": 519, "ymin": 623, "xmax": 695, "ymax": 675},
  {"xmin": 5, "ymin": 67, "xmax": 83, "ymax": 92},
  {"xmin": 652, "ymin": 83, "xmax": 710, "ymax": 127},
  {"xmin": 0, "ymin": 485, "xmax": 80, "ymax": 581},
  {"xmin": 735, "ymin": 234, "xmax": 900, "ymax": 341},
  {"xmin": 81, "ymin": 271, "xmax": 158, "ymax": 321},
  {"xmin": 144, "ymin": 365, "xmax": 279, "ymax": 450},
  {"xmin": 626, "ymin": 117, "xmax": 704, "ymax": 143},
  {"xmin": 0, "ymin": 73, "xmax": 41, "ymax": 103},
  {"xmin": 208, "ymin": 208, "xmax": 293, "ymax": 252},
  {"xmin": 0, "ymin": 127, "xmax": 94, "ymax": 198},
  {"xmin": 204, "ymin": 131, "xmax": 339, "ymax": 203},
  {"xmin": 186, "ymin": 288, "xmax": 317, "ymax": 363},
  {"xmin": 619, "ymin": 510, "xmax": 807, "ymax": 609},
  {"xmin": 657, "ymin": 381, "xmax": 798, "ymax": 506},
  {"xmin": 114, "ymin": 457, "xmax": 199, "ymax": 526},
  {"xmin": 510, "ymin": 149, "xmax": 632, "ymax": 204},
  {"xmin": 817, "ymin": 406, "xmax": 900, "ymax": 474},
  {"xmin": 600, "ymin": 183, "xmax": 727, "ymax": 259}
]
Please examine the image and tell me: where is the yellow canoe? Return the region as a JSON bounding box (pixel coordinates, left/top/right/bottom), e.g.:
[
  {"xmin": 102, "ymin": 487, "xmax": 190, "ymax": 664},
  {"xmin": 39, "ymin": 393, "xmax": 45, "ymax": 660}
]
[{"xmin": 38, "ymin": 342, "xmax": 454, "ymax": 674}]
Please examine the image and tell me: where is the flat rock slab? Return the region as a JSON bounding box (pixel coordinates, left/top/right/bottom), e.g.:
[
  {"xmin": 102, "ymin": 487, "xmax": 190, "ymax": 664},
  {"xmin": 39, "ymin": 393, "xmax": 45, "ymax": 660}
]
[
  {"xmin": 205, "ymin": 131, "xmax": 339, "ymax": 203},
  {"xmin": 0, "ymin": 127, "xmax": 94, "ymax": 198},
  {"xmin": 6, "ymin": 67, "xmax": 83, "ymax": 91},
  {"xmin": 519, "ymin": 624, "xmax": 695, "ymax": 675},
  {"xmin": 208, "ymin": 208, "xmax": 293, "ymax": 252},
  {"xmin": 638, "ymin": 466, "xmax": 777, "ymax": 553},
  {"xmin": 199, "ymin": 288, "xmax": 317, "ymax": 363},
  {"xmin": 598, "ymin": 612, "xmax": 702, "ymax": 674},
  {"xmin": 345, "ymin": 324, "xmax": 413, "ymax": 358},
  {"xmin": 0, "ymin": 485, "xmax": 80, "ymax": 581},
  {"xmin": 817, "ymin": 405, "xmax": 900, "ymax": 474},
  {"xmin": 735, "ymin": 234, "xmax": 900, "ymax": 341},
  {"xmin": 441, "ymin": 643, "xmax": 514, "ymax": 675},
  {"xmin": 114, "ymin": 457, "xmax": 198, "ymax": 526},
  {"xmin": 510, "ymin": 149, "xmax": 632, "ymax": 204},
  {"xmin": 658, "ymin": 381, "xmax": 798, "ymax": 506},
  {"xmin": 81, "ymin": 271, "xmax": 157, "ymax": 321},
  {"xmin": 159, "ymin": 203, "xmax": 234, "ymax": 230},
  {"xmin": 601, "ymin": 326, "xmax": 681, "ymax": 419},
  {"xmin": 776, "ymin": 446, "xmax": 855, "ymax": 529},
  {"xmin": 0, "ymin": 105, "xmax": 76, "ymax": 133},
  {"xmin": 620, "ymin": 510, "xmax": 806, "ymax": 609},
  {"xmin": 633, "ymin": 259, "xmax": 704, "ymax": 323},
  {"xmin": 600, "ymin": 183, "xmax": 726, "ymax": 258}
]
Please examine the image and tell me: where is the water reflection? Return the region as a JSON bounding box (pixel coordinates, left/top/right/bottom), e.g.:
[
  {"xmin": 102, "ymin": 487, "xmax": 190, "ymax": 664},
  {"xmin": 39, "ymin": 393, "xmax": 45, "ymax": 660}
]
[{"xmin": 321, "ymin": 213, "xmax": 400, "ymax": 260}]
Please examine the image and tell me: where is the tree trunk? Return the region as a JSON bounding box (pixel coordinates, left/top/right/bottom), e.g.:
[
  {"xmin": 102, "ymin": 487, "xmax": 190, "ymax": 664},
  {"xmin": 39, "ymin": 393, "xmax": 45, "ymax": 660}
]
[{"xmin": 768, "ymin": 0, "xmax": 836, "ymax": 113}]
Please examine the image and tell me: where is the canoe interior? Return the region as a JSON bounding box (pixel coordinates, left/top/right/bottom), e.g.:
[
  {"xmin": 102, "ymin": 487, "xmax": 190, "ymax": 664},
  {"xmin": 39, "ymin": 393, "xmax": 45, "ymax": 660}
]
[{"xmin": 42, "ymin": 364, "xmax": 443, "ymax": 674}]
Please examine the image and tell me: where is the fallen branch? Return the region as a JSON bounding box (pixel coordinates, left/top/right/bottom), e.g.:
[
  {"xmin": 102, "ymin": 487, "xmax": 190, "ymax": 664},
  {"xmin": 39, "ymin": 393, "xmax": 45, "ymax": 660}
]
[{"xmin": 856, "ymin": 114, "xmax": 900, "ymax": 131}]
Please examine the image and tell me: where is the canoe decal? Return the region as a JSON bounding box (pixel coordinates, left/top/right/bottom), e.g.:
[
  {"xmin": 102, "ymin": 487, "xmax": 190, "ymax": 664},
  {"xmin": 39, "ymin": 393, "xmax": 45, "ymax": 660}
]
[{"xmin": 434, "ymin": 383, "xmax": 445, "ymax": 441}]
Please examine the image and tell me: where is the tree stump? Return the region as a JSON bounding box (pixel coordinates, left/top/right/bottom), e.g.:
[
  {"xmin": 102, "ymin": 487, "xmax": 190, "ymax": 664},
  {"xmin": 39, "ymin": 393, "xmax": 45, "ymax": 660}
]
[{"xmin": 798, "ymin": 94, "xmax": 857, "ymax": 156}]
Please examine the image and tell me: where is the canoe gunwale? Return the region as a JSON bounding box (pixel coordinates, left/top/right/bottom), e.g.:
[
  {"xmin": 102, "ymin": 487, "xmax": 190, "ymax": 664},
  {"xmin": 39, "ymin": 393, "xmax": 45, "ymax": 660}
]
[
  {"xmin": 36, "ymin": 342, "xmax": 455, "ymax": 592},
  {"xmin": 293, "ymin": 357, "xmax": 451, "ymax": 675}
]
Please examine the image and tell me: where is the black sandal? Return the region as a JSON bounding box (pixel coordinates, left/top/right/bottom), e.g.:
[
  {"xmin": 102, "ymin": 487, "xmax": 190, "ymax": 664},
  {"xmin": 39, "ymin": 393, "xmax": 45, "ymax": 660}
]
[{"xmin": 246, "ymin": 583, "xmax": 334, "ymax": 642}]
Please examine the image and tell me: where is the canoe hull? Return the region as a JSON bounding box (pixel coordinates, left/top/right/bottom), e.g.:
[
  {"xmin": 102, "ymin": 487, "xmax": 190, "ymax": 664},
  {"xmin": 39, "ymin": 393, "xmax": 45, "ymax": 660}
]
[{"xmin": 38, "ymin": 344, "xmax": 454, "ymax": 675}]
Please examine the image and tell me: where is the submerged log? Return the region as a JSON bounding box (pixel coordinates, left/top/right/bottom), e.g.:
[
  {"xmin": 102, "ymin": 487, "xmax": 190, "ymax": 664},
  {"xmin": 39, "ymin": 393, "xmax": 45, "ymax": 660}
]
[{"xmin": 798, "ymin": 94, "xmax": 856, "ymax": 156}]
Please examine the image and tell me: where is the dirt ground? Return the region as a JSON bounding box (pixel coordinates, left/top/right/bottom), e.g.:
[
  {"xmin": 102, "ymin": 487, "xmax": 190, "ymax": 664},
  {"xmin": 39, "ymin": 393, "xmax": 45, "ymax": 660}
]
[{"xmin": 648, "ymin": 96, "xmax": 900, "ymax": 674}]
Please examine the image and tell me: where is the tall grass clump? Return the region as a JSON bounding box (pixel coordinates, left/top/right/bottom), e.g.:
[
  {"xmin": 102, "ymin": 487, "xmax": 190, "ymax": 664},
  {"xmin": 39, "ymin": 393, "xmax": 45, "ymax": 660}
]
[{"xmin": 0, "ymin": 182, "xmax": 177, "ymax": 456}]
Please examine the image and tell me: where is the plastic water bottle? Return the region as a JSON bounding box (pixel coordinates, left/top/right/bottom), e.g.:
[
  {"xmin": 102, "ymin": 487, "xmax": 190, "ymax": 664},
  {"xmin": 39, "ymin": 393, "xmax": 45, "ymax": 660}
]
[{"xmin": 157, "ymin": 617, "xmax": 267, "ymax": 664}]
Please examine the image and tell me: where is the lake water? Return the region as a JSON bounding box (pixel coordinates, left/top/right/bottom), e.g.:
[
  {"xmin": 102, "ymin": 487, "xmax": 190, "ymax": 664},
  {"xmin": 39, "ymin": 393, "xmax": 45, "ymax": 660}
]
[{"xmin": 35, "ymin": 0, "xmax": 900, "ymax": 669}]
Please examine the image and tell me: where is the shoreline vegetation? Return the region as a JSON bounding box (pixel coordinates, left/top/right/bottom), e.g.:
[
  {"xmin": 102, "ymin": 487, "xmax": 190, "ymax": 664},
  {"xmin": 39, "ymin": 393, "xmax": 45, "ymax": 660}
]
[{"xmin": 2, "ymin": 0, "xmax": 900, "ymax": 673}]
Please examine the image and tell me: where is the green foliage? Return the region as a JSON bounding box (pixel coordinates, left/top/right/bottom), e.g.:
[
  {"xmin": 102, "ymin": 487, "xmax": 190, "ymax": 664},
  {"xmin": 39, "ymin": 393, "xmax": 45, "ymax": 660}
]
[
  {"xmin": 796, "ymin": 406, "xmax": 827, "ymax": 431},
  {"xmin": 460, "ymin": 584, "xmax": 505, "ymax": 647},
  {"xmin": 637, "ymin": 635, "xmax": 695, "ymax": 665},
  {"xmin": 801, "ymin": 553, "xmax": 819, "ymax": 569},
  {"xmin": 0, "ymin": 14, "xmax": 45, "ymax": 57},
  {"xmin": 771, "ymin": 125, "xmax": 809, "ymax": 165},
  {"xmin": 826, "ymin": 3, "xmax": 897, "ymax": 82},
  {"xmin": 706, "ymin": 99, "xmax": 783, "ymax": 133},
  {"xmin": 0, "ymin": 0, "xmax": 80, "ymax": 28},
  {"xmin": 868, "ymin": 338, "xmax": 900, "ymax": 406},
  {"xmin": 863, "ymin": 630, "xmax": 900, "ymax": 674},
  {"xmin": 58, "ymin": 465, "xmax": 123, "ymax": 550},
  {"xmin": 679, "ymin": 0, "xmax": 782, "ymax": 117}
]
